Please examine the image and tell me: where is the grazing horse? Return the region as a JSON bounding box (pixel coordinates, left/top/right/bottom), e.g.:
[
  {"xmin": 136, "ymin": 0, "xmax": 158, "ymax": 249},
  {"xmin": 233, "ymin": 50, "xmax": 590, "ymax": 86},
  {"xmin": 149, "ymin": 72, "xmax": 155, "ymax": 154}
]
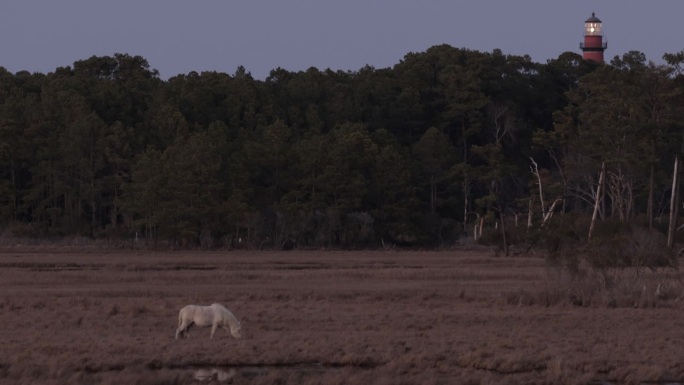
[{"xmin": 175, "ymin": 303, "xmax": 242, "ymax": 339}]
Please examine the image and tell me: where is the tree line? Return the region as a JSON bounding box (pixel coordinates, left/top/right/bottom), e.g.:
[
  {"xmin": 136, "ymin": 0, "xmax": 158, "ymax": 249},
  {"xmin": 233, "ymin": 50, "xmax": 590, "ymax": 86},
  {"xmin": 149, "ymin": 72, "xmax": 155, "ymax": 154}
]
[{"xmin": 1, "ymin": 46, "xmax": 684, "ymax": 249}]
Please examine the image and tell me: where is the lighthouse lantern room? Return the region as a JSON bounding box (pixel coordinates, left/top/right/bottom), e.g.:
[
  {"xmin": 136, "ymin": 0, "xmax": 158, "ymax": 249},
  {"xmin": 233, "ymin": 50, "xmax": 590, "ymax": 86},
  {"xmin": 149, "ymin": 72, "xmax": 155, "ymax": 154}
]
[{"xmin": 580, "ymin": 12, "xmax": 607, "ymax": 62}]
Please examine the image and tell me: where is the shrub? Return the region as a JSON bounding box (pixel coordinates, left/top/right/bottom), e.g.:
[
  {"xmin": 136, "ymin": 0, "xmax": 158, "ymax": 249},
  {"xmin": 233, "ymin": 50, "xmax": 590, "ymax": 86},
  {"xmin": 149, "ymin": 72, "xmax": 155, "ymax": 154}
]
[
  {"xmin": 585, "ymin": 223, "xmax": 677, "ymax": 271},
  {"xmin": 504, "ymin": 219, "xmax": 684, "ymax": 308}
]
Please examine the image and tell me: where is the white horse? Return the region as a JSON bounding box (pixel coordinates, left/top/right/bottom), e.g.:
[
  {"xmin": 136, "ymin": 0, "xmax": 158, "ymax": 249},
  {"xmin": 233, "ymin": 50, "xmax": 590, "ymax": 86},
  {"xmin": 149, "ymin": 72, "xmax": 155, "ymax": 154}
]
[{"xmin": 175, "ymin": 303, "xmax": 242, "ymax": 339}]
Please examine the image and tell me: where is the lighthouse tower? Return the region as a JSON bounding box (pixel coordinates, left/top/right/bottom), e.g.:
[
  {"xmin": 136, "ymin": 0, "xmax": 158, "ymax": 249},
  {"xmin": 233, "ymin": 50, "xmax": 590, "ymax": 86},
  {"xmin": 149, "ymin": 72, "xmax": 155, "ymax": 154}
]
[{"xmin": 580, "ymin": 12, "xmax": 607, "ymax": 62}]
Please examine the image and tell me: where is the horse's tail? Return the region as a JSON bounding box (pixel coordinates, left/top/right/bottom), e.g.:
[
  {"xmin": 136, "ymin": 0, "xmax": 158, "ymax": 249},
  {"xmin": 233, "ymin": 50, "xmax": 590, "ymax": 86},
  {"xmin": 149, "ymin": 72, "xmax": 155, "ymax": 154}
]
[{"xmin": 178, "ymin": 308, "xmax": 183, "ymax": 326}]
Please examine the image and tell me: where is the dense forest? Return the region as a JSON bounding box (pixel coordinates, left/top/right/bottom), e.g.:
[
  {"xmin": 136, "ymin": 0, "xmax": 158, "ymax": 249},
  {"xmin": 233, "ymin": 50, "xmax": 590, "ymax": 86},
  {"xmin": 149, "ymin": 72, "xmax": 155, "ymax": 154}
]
[{"xmin": 2, "ymin": 46, "xmax": 684, "ymax": 250}]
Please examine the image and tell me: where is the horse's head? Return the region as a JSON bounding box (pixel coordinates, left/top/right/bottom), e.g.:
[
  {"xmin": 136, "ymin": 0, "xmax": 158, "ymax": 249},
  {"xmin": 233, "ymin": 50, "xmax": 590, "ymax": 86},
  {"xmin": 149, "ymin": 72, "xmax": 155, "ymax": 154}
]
[{"xmin": 230, "ymin": 321, "xmax": 242, "ymax": 339}]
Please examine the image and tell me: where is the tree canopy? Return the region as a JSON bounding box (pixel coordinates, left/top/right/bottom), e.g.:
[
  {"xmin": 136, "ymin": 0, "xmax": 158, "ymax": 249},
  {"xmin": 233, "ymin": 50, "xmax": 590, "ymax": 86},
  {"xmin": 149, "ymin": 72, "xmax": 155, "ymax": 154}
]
[{"xmin": 1, "ymin": 47, "xmax": 684, "ymax": 249}]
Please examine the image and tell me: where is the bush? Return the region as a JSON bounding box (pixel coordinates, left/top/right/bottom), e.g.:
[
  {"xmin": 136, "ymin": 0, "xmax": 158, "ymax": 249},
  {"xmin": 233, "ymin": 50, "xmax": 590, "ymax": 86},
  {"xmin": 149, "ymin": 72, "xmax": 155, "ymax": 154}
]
[
  {"xmin": 501, "ymin": 218, "xmax": 684, "ymax": 308},
  {"xmin": 585, "ymin": 222, "xmax": 677, "ymax": 271}
]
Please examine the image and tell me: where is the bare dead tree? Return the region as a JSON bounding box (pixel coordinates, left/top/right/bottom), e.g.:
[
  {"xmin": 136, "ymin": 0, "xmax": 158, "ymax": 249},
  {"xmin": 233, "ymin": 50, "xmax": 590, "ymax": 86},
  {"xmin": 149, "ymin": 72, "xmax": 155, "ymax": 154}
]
[
  {"xmin": 500, "ymin": 212, "xmax": 508, "ymax": 257},
  {"xmin": 530, "ymin": 157, "xmax": 546, "ymax": 219},
  {"xmin": 667, "ymin": 156, "xmax": 679, "ymax": 248},
  {"xmin": 530, "ymin": 157, "xmax": 563, "ymax": 227},
  {"xmin": 606, "ymin": 167, "xmax": 634, "ymax": 222},
  {"xmin": 488, "ymin": 102, "xmax": 511, "ymax": 145},
  {"xmin": 588, "ymin": 161, "xmax": 606, "ymax": 243},
  {"xmin": 542, "ymin": 199, "xmax": 563, "ymax": 226},
  {"xmin": 527, "ymin": 197, "xmax": 533, "ymax": 228}
]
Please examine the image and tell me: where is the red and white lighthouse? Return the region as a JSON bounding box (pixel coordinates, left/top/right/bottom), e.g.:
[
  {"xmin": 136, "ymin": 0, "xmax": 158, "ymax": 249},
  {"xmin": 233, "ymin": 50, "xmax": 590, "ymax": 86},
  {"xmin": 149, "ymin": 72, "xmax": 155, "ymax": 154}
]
[{"xmin": 580, "ymin": 12, "xmax": 607, "ymax": 62}]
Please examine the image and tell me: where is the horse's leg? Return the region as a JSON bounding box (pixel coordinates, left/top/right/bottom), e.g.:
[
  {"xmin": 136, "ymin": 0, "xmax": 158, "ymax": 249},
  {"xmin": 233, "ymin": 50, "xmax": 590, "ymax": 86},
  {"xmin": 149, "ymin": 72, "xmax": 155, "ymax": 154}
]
[
  {"xmin": 176, "ymin": 320, "xmax": 187, "ymax": 339},
  {"xmin": 176, "ymin": 314, "xmax": 184, "ymax": 339},
  {"xmin": 176, "ymin": 320, "xmax": 192, "ymax": 339},
  {"xmin": 211, "ymin": 322, "xmax": 218, "ymax": 339}
]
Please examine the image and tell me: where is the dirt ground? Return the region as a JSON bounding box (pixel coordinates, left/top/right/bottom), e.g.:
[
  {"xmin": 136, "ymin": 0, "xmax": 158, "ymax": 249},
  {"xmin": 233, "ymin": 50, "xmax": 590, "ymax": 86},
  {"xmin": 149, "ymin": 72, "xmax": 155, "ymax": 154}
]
[{"xmin": 0, "ymin": 248, "xmax": 683, "ymax": 385}]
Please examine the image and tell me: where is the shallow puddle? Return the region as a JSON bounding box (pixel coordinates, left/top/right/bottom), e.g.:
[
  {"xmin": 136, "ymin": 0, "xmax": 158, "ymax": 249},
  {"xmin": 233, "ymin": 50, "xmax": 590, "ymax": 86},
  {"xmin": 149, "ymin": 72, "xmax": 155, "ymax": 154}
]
[
  {"xmin": 187, "ymin": 362, "xmax": 368, "ymax": 383},
  {"xmin": 193, "ymin": 368, "xmax": 237, "ymax": 382}
]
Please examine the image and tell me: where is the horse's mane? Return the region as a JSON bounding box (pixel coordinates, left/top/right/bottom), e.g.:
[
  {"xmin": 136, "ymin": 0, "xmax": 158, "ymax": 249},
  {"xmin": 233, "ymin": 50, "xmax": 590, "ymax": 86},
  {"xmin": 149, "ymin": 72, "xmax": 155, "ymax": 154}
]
[{"xmin": 211, "ymin": 303, "xmax": 240, "ymax": 327}]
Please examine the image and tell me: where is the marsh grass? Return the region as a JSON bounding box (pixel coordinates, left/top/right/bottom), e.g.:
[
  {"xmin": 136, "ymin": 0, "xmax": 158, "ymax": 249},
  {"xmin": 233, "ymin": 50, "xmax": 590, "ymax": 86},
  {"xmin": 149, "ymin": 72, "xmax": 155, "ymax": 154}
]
[
  {"xmin": 1, "ymin": 249, "xmax": 684, "ymax": 384},
  {"xmin": 503, "ymin": 257, "xmax": 684, "ymax": 308}
]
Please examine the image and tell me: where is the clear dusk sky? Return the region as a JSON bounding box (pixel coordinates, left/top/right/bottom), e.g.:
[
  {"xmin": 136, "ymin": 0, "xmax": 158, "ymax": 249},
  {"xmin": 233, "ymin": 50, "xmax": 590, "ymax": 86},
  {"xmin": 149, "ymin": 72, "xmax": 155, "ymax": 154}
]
[{"xmin": 1, "ymin": 1, "xmax": 683, "ymax": 80}]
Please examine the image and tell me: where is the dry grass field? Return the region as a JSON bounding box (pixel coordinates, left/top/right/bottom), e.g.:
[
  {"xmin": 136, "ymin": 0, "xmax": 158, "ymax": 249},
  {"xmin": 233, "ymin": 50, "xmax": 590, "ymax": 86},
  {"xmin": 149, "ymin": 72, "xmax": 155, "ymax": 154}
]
[{"xmin": 1, "ymin": 247, "xmax": 684, "ymax": 385}]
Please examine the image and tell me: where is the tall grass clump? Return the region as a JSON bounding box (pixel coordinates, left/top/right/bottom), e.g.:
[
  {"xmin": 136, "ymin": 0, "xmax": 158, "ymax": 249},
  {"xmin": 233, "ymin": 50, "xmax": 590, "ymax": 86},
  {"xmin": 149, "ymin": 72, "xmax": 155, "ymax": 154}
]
[{"xmin": 504, "ymin": 219, "xmax": 683, "ymax": 308}]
